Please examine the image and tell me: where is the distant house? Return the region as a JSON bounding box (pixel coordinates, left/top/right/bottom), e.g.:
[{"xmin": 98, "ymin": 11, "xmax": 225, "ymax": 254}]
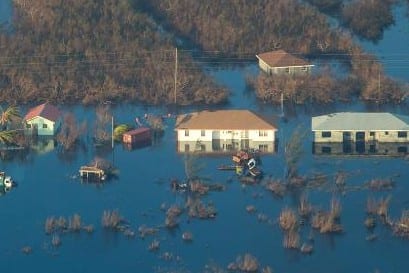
[
  {"xmin": 24, "ymin": 103, "xmax": 62, "ymax": 136},
  {"xmin": 175, "ymin": 110, "xmax": 278, "ymax": 153},
  {"xmin": 312, "ymin": 112, "xmax": 409, "ymax": 143},
  {"xmin": 256, "ymin": 50, "xmax": 314, "ymax": 75}
]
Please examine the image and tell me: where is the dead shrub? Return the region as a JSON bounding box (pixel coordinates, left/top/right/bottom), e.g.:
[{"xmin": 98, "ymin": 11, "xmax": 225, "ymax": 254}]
[{"xmin": 279, "ymin": 207, "xmax": 298, "ymax": 231}]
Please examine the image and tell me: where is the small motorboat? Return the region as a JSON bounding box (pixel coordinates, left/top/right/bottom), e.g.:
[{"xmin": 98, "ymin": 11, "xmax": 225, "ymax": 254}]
[{"xmin": 0, "ymin": 171, "xmax": 13, "ymax": 189}]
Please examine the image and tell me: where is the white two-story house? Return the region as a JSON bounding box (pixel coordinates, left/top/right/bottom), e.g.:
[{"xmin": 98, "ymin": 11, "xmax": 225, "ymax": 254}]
[{"xmin": 175, "ymin": 110, "xmax": 278, "ymax": 153}]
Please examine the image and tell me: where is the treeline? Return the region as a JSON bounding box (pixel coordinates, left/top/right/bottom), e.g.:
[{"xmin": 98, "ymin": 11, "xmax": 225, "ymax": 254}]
[
  {"xmin": 0, "ymin": 0, "xmax": 228, "ymax": 105},
  {"xmin": 0, "ymin": 0, "xmax": 406, "ymax": 106},
  {"xmin": 306, "ymin": 0, "xmax": 396, "ymax": 42},
  {"xmin": 137, "ymin": 0, "xmax": 353, "ymax": 55}
]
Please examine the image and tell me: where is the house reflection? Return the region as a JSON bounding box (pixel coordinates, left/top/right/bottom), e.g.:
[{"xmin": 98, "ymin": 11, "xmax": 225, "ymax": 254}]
[
  {"xmin": 177, "ymin": 140, "xmax": 277, "ymax": 154},
  {"xmin": 31, "ymin": 137, "xmax": 57, "ymax": 154},
  {"xmin": 313, "ymin": 142, "xmax": 409, "ymax": 156},
  {"xmin": 122, "ymin": 139, "xmax": 152, "ymax": 151}
]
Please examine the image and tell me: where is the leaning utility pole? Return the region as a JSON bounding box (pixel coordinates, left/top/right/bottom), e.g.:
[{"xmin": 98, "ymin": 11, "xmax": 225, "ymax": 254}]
[{"xmin": 174, "ymin": 47, "xmax": 178, "ymax": 104}]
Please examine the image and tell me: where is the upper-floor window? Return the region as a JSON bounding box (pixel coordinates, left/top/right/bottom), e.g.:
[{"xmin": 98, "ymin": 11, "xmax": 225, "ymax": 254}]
[
  {"xmin": 184, "ymin": 130, "xmax": 189, "ymax": 136},
  {"xmin": 301, "ymin": 66, "xmax": 308, "ymax": 71},
  {"xmin": 322, "ymin": 131, "xmax": 331, "ymax": 138},
  {"xmin": 201, "ymin": 130, "xmax": 205, "ymax": 137},
  {"xmin": 369, "ymin": 132, "xmax": 375, "ymax": 136},
  {"xmin": 285, "ymin": 67, "xmax": 290, "ymax": 73},
  {"xmin": 385, "ymin": 131, "xmax": 389, "ymax": 135},
  {"xmin": 398, "ymin": 131, "xmax": 407, "ymax": 138},
  {"xmin": 26, "ymin": 124, "xmax": 31, "ymax": 129},
  {"xmin": 42, "ymin": 124, "xmax": 48, "ymax": 129},
  {"xmin": 259, "ymin": 130, "xmax": 268, "ymax": 137}
]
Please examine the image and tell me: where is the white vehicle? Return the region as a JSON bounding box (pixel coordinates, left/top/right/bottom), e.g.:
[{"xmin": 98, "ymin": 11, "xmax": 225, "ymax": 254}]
[{"xmin": 0, "ymin": 172, "xmax": 13, "ymax": 189}]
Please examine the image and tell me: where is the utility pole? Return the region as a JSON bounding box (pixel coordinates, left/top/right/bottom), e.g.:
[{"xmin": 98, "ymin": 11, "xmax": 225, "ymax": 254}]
[
  {"xmin": 111, "ymin": 115, "xmax": 114, "ymax": 149},
  {"xmin": 174, "ymin": 47, "xmax": 178, "ymax": 104},
  {"xmin": 280, "ymin": 92, "xmax": 284, "ymax": 117}
]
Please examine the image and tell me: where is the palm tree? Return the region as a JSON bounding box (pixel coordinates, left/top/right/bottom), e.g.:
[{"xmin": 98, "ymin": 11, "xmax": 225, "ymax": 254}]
[
  {"xmin": 0, "ymin": 105, "xmax": 21, "ymax": 130},
  {"xmin": 0, "ymin": 130, "xmax": 17, "ymax": 145}
]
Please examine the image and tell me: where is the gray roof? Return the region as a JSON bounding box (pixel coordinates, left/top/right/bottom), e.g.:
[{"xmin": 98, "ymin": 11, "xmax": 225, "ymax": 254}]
[{"xmin": 312, "ymin": 112, "xmax": 409, "ymax": 131}]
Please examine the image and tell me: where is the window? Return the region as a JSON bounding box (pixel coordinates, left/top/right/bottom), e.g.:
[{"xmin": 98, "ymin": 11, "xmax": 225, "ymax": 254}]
[
  {"xmin": 398, "ymin": 131, "xmax": 407, "ymax": 138},
  {"xmin": 398, "ymin": 146, "xmax": 408, "ymax": 153},
  {"xmin": 322, "ymin": 131, "xmax": 331, "ymax": 138},
  {"xmin": 385, "ymin": 131, "xmax": 389, "ymax": 135},
  {"xmin": 301, "ymin": 66, "xmax": 308, "ymax": 71},
  {"xmin": 184, "ymin": 130, "xmax": 189, "ymax": 136},
  {"xmin": 259, "ymin": 144, "xmax": 268, "ymax": 152},
  {"xmin": 184, "ymin": 144, "xmax": 190, "ymax": 151},
  {"xmin": 42, "ymin": 124, "xmax": 48, "ymax": 129},
  {"xmin": 285, "ymin": 67, "xmax": 290, "ymax": 73},
  {"xmin": 322, "ymin": 147, "xmax": 331, "ymax": 153},
  {"xmin": 26, "ymin": 124, "xmax": 31, "ymax": 129},
  {"xmin": 369, "ymin": 132, "xmax": 375, "ymax": 137},
  {"xmin": 259, "ymin": 130, "xmax": 268, "ymax": 137},
  {"xmin": 201, "ymin": 130, "xmax": 205, "ymax": 137},
  {"xmin": 200, "ymin": 144, "xmax": 206, "ymax": 151}
]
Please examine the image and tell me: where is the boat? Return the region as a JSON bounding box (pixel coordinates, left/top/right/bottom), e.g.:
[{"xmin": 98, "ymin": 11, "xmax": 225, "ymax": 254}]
[{"xmin": 0, "ymin": 172, "xmax": 13, "ymax": 189}]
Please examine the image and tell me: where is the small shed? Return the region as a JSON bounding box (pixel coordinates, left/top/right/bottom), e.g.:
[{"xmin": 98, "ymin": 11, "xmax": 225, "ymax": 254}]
[{"xmin": 122, "ymin": 127, "xmax": 151, "ymax": 144}]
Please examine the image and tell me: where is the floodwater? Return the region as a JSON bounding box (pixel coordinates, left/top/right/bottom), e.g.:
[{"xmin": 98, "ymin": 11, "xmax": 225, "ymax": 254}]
[{"xmin": 1, "ymin": 3, "xmax": 409, "ymax": 273}]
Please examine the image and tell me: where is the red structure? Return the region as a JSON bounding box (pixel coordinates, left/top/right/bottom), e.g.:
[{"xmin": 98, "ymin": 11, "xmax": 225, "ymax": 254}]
[{"xmin": 122, "ymin": 127, "xmax": 151, "ymax": 145}]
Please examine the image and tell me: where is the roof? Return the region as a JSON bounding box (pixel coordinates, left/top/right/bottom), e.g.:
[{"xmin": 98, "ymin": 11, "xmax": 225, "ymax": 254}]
[
  {"xmin": 256, "ymin": 50, "xmax": 313, "ymax": 68},
  {"xmin": 124, "ymin": 127, "xmax": 151, "ymax": 135},
  {"xmin": 24, "ymin": 103, "xmax": 61, "ymax": 122},
  {"xmin": 312, "ymin": 112, "xmax": 409, "ymax": 131},
  {"xmin": 175, "ymin": 110, "xmax": 277, "ymax": 130}
]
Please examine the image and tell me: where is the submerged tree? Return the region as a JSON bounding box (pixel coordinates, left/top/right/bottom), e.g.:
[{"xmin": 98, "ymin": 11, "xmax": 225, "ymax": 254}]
[
  {"xmin": 284, "ymin": 126, "xmax": 307, "ymax": 180},
  {"xmin": 94, "ymin": 105, "xmax": 112, "ymax": 145},
  {"xmin": 56, "ymin": 113, "xmax": 87, "ymax": 151}
]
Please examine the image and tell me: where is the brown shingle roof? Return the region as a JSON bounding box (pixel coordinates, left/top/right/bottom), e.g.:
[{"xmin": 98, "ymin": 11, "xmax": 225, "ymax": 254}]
[
  {"xmin": 256, "ymin": 50, "xmax": 312, "ymax": 68},
  {"xmin": 24, "ymin": 103, "xmax": 61, "ymax": 122},
  {"xmin": 175, "ymin": 110, "xmax": 277, "ymax": 130}
]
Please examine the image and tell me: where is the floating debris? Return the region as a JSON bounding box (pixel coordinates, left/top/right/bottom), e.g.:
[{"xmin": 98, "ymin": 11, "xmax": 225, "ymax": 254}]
[
  {"xmin": 21, "ymin": 246, "xmax": 32, "ymax": 255},
  {"xmin": 51, "ymin": 234, "xmax": 62, "ymax": 248},
  {"xmin": 182, "ymin": 231, "xmax": 193, "ymax": 241},
  {"xmin": 246, "ymin": 205, "xmax": 257, "ymax": 214},
  {"xmin": 365, "ymin": 178, "xmax": 395, "ymax": 191},
  {"xmin": 148, "ymin": 239, "xmax": 160, "ymax": 252},
  {"xmin": 138, "ymin": 225, "xmax": 159, "ymax": 238},
  {"xmin": 364, "ymin": 217, "xmax": 376, "ymax": 229},
  {"xmin": 300, "ymin": 243, "xmax": 313, "ymax": 254}
]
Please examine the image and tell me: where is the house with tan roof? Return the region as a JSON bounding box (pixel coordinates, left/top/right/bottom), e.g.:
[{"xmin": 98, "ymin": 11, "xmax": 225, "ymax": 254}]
[
  {"xmin": 175, "ymin": 110, "xmax": 277, "ymax": 153},
  {"xmin": 256, "ymin": 50, "xmax": 314, "ymax": 75},
  {"xmin": 24, "ymin": 103, "xmax": 62, "ymax": 136}
]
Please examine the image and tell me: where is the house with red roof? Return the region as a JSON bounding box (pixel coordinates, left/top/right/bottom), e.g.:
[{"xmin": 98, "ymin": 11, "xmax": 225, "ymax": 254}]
[
  {"xmin": 256, "ymin": 50, "xmax": 314, "ymax": 75},
  {"xmin": 24, "ymin": 103, "xmax": 62, "ymax": 136}
]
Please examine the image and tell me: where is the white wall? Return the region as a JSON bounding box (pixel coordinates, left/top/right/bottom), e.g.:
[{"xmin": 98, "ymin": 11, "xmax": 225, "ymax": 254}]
[{"xmin": 177, "ymin": 129, "xmax": 276, "ymax": 142}]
